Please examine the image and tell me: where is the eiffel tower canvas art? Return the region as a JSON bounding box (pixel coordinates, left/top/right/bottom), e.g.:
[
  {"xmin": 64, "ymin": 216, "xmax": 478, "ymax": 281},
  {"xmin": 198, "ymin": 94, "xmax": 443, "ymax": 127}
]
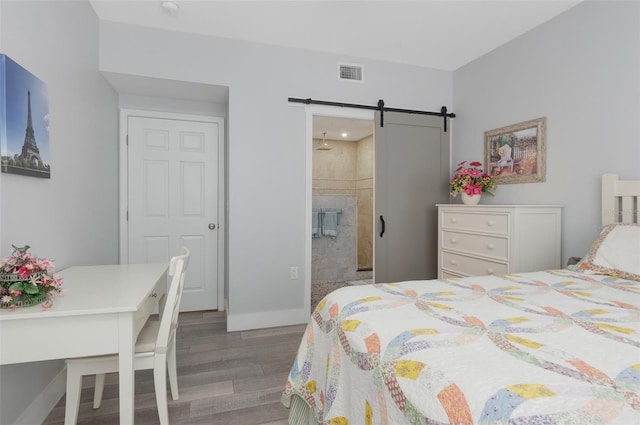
[{"xmin": 0, "ymin": 54, "xmax": 51, "ymax": 178}]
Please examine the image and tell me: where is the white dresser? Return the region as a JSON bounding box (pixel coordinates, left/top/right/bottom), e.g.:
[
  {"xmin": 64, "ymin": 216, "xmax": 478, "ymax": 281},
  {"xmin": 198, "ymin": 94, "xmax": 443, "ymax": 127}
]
[{"xmin": 437, "ymin": 205, "xmax": 562, "ymax": 279}]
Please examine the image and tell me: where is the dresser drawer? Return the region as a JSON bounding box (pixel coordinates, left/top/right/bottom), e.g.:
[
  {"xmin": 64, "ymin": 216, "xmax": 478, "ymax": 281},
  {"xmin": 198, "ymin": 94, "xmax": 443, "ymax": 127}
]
[
  {"xmin": 441, "ymin": 251, "xmax": 508, "ymax": 276},
  {"xmin": 441, "ymin": 211, "xmax": 509, "ymax": 235},
  {"xmin": 437, "ymin": 205, "xmax": 562, "ymax": 278},
  {"xmin": 441, "ymin": 230, "xmax": 508, "ymax": 260},
  {"xmin": 441, "ymin": 270, "xmax": 465, "ymax": 279}
]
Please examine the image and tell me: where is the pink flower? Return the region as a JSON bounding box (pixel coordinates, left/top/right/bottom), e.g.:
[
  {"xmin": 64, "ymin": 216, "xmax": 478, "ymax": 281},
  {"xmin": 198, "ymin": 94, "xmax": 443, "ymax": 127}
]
[
  {"xmin": 0, "ymin": 246, "xmax": 62, "ymax": 308},
  {"xmin": 450, "ymin": 160, "xmax": 496, "ymax": 198},
  {"xmin": 463, "ymin": 183, "xmax": 483, "ymax": 195},
  {"xmin": 53, "ymin": 279, "xmax": 63, "ymax": 289},
  {"xmin": 16, "ymin": 265, "xmax": 32, "ymax": 278},
  {"xmin": 466, "ymin": 168, "xmax": 483, "ymax": 178}
]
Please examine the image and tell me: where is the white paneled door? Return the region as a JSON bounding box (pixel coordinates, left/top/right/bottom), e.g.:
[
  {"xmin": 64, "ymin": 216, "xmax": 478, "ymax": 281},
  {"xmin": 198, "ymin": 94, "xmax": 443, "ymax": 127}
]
[{"xmin": 127, "ymin": 115, "xmax": 221, "ymax": 311}]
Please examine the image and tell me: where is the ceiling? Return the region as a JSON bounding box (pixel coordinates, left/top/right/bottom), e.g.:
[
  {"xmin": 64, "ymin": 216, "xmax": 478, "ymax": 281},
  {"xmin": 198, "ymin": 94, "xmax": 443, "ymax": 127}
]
[
  {"xmin": 89, "ymin": 0, "xmax": 581, "ymax": 71},
  {"xmin": 313, "ymin": 115, "xmax": 373, "ymax": 142},
  {"xmin": 89, "ymin": 0, "xmax": 582, "ymax": 140}
]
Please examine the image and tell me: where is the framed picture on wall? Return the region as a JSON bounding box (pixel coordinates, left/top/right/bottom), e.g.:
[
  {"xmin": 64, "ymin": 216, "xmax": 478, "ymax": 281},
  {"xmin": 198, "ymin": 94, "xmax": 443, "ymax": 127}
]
[
  {"xmin": 484, "ymin": 117, "xmax": 546, "ymax": 184},
  {"xmin": 0, "ymin": 54, "xmax": 51, "ymax": 178}
]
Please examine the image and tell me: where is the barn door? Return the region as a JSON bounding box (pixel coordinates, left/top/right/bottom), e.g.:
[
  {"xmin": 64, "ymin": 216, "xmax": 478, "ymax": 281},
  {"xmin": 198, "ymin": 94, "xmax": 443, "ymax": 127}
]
[{"xmin": 374, "ymin": 112, "xmax": 450, "ymax": 283}]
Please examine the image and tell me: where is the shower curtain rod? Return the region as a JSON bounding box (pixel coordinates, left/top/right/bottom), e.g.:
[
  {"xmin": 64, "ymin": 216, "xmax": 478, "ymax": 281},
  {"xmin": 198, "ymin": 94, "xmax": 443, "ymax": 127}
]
[{"xmin": 287, "ymin": 97, "xmax": 456, "ymax": 132}]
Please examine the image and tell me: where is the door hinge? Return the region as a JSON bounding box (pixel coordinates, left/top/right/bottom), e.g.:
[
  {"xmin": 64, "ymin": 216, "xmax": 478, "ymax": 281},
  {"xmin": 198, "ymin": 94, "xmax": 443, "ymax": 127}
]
[
  {"xmin": 126, "ymin": 134, "xmax": 129, "ymax": 146},
  {"xmin": 126, "ymin": 210, "xmax": 128, "ymax": 221}
]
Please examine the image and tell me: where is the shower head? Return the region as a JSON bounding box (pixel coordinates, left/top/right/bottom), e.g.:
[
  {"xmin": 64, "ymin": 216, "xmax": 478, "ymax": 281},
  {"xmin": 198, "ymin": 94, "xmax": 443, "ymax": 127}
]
[{"xmin": 317, "ymin": 131, "xmax": 332, "ymax": 151}]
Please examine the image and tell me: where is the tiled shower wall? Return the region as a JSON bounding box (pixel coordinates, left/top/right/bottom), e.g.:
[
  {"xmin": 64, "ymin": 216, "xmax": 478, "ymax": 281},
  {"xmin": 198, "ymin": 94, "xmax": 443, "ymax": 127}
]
[
  {"xmin": 312, "ymin": 195, "xmax": 360, "ymax": 284},
  {"xmin": 355, "ymin": 135, "xmax": 373, "ymax": 270},
  {"xmin": 312, "ymin": 136, "xmax": 373, "ymax": 284}
]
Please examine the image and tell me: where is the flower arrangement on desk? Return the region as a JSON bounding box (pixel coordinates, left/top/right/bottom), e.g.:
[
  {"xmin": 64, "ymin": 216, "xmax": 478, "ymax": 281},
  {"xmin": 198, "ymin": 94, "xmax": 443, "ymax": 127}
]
[
  {"xmin": 0, "ymin": 245, "xmax": 63, "ymax": 309},
  {"xmin": 450, "ymin": 160, "xmax": 497, "ymax": 198}
]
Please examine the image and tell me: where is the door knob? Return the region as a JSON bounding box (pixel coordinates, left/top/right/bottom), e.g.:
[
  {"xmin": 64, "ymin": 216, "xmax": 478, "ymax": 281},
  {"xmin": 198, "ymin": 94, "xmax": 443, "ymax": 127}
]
[{"xmin": 208, "ymin": 223, "xmax": 216, "ymax": 230}]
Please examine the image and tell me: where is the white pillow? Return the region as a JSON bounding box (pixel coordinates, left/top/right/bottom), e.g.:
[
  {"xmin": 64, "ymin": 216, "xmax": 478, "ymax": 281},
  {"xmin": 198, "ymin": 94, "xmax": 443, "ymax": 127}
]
[{"xmin": 579, "ymin": 223, "xmax": 640, "ymax": 281}]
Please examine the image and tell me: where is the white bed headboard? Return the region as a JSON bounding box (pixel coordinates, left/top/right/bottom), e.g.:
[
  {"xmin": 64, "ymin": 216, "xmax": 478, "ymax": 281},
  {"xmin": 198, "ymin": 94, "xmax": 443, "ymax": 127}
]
[{"xmin": 602, "ymin": 173, "xmax": 640, "ymax": 225}]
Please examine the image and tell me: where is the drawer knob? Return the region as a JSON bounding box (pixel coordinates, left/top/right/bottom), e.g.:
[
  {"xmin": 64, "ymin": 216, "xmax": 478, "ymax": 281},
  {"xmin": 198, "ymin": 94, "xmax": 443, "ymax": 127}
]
[
  {"xmin": 450, "ymin": 218, "xmax": 457, "ymax": 223},
  {"xmin": 487, "ymin": 243, "xmax": 495, "ymax": 250},
  {"xmin": 487, "ymin": 268, "xmax": 494, "ymax": 275},
  {"xmin": 487, "ymin": 220, "xmax": 496, "ymax": 226},
  {"xmin": 450, "ymin": 238, "xmax": 457, "ymax": 244},
  {"xmin": 450, "ymin": 260, "xmax": 457, "ymax": 265}
]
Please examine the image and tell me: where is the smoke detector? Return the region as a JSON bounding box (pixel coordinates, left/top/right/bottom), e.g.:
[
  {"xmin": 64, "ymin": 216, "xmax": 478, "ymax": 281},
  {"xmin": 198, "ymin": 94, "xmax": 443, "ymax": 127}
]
[{"xmin": 161, "ymin": 1, "xmax": 179, "ymax": 13}]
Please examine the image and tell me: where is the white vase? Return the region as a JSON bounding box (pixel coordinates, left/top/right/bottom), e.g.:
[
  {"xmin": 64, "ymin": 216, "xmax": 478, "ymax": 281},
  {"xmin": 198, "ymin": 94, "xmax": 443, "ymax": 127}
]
[{"xmin": 461, "ymin": 192, "xmax": 482, "ymax": 205}]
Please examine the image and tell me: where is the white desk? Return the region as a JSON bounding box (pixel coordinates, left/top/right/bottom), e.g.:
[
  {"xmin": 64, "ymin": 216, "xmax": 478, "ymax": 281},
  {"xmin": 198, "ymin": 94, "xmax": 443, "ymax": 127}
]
[{"xmin": 0, "ymin": 263, "xmax": 168, "ymax": 425}]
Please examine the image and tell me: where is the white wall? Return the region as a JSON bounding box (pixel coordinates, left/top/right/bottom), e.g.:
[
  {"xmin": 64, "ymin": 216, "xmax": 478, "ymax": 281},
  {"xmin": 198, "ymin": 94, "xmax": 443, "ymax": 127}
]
[
  {"xmin": 97, "ymin": 21, "xmax": 454, "ymax": 330},
  {"xmin": 118, "ymin": 93, "xmax": 228, "ymax": 118},
  {"xmin": 453, "ymin": 0, "xmax": 640, "ymax": 264},
  {"xmin": 0, "ymin": 1, "xmax": 118, "ymax": 423},
  {"xmin": 3, "ymin": 1, "xmax": 635, "ymax": 421}
]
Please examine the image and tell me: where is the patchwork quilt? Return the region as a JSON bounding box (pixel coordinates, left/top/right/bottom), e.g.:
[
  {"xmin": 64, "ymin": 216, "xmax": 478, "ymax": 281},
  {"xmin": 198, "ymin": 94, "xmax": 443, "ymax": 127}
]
[{"xmin": 282, "ymin": 270, "xmax": 640, "ymax": 424}]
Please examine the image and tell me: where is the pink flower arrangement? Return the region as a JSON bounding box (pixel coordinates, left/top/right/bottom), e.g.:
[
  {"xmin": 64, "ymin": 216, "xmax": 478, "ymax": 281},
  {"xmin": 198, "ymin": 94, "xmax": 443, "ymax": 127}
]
[
  {"xmin": 0, "ymin": 245, "xmax": 63, "ymax": 309},
  {"xmin": 450, "ymin": 161, "xmax": 496, "ymax": 197}
]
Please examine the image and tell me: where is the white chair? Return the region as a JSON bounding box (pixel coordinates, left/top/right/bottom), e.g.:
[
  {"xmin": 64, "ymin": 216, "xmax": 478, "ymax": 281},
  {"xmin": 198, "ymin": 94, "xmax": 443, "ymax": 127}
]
[{"xmin": 64, "ymin": 247, "xmax": 190, "ymax": 425}]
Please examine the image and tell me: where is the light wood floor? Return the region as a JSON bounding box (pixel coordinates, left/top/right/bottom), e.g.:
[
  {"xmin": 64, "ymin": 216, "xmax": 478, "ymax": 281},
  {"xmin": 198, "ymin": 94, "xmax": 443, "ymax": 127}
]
[{"xmin": 42, "ymin": 311, "xmax": 307, "ymax": 425}]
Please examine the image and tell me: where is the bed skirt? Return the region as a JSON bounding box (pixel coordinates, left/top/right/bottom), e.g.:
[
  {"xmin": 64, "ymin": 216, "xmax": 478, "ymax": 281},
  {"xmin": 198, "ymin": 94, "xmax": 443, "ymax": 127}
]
[{"xmin": 283, "ymin": 394, "xmax": 320, "ymax": 425}]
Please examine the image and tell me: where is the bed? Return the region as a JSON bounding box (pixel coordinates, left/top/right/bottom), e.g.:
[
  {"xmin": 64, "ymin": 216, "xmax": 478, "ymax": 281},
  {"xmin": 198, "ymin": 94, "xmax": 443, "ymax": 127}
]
[{"xmin": 282, "ymin": 173, "xmax": 640, "ymax": 424}]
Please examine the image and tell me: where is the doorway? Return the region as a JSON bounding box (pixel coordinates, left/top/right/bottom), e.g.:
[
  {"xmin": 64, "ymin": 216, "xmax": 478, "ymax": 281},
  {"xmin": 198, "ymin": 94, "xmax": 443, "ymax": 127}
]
[
  {"xmin": 311, "ymin": 115, "xmax": 375, "ymax": 286},
  {"xmin": 120, "ymin": 109, "xmax": 226, "ymax": 312},
  {"xmin": 304, "ymin": 105, "xmax": 451, "ymax": 301}
]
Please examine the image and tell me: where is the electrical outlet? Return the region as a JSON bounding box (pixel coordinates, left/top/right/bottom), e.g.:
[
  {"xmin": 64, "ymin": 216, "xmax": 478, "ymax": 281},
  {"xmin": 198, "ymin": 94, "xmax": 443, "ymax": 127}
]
[{"xmin": 290, "ymin": 266, "xmax": 299, "ymax": 280}]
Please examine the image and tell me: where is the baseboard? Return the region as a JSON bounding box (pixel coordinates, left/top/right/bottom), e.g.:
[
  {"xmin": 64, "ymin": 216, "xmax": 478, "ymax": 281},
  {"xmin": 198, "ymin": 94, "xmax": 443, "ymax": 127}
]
[
  {"xmin": 226, "ymin": 307, "xmax": 309, "ymax": 332},
  {"xmin": 14, "ymin": 366, "xmax": 66, "ymax": 425}
]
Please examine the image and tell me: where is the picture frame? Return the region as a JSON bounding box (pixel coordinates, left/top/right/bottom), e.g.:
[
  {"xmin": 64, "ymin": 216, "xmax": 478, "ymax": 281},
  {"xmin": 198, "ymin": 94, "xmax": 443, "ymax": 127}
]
[
  {"xmin": 0, "ymin": 54, "xmax": 51, "ymax": 178},
  {"xmin": 484, "ymin": 117, "xmax": 546, "ymax": 184}
]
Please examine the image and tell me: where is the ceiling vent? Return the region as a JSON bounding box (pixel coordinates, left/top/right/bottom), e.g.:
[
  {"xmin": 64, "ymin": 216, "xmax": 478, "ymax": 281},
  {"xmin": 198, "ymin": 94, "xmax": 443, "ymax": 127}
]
[{"xmin": 338, "ymin": 63, "xmax": 364, "ymax": 83}]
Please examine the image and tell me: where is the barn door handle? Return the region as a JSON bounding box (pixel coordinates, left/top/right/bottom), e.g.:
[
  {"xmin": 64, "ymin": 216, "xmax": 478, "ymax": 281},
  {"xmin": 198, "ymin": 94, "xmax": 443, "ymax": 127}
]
[{"xmin": 380, "ymin": 215, "xmax": 385, "ymax": 237}]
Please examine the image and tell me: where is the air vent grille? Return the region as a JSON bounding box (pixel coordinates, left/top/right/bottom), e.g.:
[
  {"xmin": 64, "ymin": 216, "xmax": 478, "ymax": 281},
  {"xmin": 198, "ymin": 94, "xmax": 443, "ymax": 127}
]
[{"xmin": 338, "ymin": 63, "xmax": 364, "ymax": 82}]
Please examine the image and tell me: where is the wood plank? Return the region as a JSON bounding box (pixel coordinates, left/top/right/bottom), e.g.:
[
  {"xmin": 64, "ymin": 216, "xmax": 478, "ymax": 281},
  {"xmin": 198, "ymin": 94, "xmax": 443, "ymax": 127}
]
[{"xmin": 41, "ymin": 311, "xmax": 306, "ymax": 425}]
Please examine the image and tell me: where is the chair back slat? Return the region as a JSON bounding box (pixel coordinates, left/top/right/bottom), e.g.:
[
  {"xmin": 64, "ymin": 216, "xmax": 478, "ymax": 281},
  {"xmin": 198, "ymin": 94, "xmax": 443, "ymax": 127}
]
[{"xmin": 156, "ymin": 247, "xmax": 190, "ymax": 353}]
